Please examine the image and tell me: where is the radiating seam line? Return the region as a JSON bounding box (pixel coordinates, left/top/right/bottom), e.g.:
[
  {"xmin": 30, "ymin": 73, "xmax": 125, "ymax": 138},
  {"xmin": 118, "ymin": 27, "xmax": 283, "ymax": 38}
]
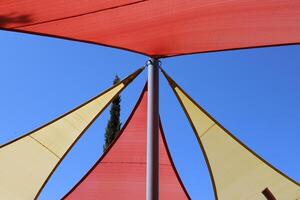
[
  {"xmin": 199, "ymin": 123, "xmax": 216, "ymax": 138},
  {"xmin": 101, "ymin": 161, "xmax": 171, "ymax": 166},
  {"xmin": 12, "ymin": 0, "xmax": 149, "ymax": 29},
  {"xmin": 28, "ymin": 135, "xmax": 60, "ymax": 159},
  {"xmin": 64, "ymin": 118, "xmax": 82, "ymax": 132}
]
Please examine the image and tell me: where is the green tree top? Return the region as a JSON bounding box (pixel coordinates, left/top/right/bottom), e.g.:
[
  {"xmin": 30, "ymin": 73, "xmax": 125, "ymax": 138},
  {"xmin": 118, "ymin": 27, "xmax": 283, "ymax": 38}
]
[{"xmin": 103, "ymin": 75, "xmax": 121, "ymax": 152}]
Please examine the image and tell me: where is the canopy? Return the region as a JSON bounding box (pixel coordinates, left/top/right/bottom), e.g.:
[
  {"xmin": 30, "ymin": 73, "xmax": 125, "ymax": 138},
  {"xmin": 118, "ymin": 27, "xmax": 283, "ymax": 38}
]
[
  {"xmin": 0, "ymin": 68, "xmax": 143, "ymax": 200},
  {"xmin": 63, "ymin": 84, "xmax": 190, "ymax": 199},
  {"xmin": 1, "ymin": 0, "xmax": 300, "ymax": 57},
  {"xmin": 161, "ymin": 69, "xmax": 300, "ymax": 200}
]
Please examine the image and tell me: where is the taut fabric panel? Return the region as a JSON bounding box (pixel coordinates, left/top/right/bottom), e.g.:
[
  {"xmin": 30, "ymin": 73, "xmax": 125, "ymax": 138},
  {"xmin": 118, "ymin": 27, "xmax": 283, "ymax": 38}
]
[
  {"xmin": 63, "ymin": 84, "xmax": 190, "ymax": 200},
  {"xmin": 0, "ymin": 68, "xmax": 143, "ymax": 200},
  {"xmin": 162, "ymin": 70, "xmax": 300, "ymax": 200},
  {"xmin": 1, "ymin": 1, "xmax": 300, "ymax": 57}
]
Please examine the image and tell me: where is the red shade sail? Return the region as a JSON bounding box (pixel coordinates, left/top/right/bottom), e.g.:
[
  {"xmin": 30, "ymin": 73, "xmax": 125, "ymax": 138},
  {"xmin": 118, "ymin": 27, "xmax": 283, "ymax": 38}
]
[
  {"xmin": 63, "ymin": 84, "xmax": 190, "ymax": 200},
  {"xmin": 1, "ymin": 0, "xmax": 300, "ymax": 57}
]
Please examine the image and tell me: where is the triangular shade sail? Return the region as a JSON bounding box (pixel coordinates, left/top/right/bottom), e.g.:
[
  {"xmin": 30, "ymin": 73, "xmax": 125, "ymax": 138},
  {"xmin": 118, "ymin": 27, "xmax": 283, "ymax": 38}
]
[
  {"xmin": 162, "ymin": 69, "xmax": 300, "ymax": 200},
  {"xmin": 0, "ymin": 68, "xmax": 143, "ymax": 200},
  {"xmin": 63, "ymin": 84, "xmax": 190, "ymax": 200},
  {"xmin": 1, "ymin": 1, "xmax": 300, "ymax": 57}
]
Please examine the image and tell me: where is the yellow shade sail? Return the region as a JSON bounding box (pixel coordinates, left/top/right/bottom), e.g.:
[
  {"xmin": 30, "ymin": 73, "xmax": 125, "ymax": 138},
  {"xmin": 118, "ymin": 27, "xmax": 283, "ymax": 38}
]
[
  {"xmin": 0, "ymin": 67, "xmax": 144, "ymax": 200},
  {"xmin": 162, "ymin": 69, "xmax": 300, "ymax": 200}
]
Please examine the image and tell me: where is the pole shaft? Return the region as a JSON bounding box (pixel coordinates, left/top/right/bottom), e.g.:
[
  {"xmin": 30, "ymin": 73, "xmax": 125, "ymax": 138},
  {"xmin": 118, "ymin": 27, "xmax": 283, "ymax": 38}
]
[{"xmin": 146, "ymin": 58, "xmax": 159, "ymax": 200}]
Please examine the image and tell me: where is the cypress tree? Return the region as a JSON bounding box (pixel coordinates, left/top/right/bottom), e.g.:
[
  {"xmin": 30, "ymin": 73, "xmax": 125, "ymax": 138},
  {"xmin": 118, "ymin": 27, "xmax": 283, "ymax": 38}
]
[{"xmin": 103, "ymin": 75, "xmax": 121, "ymax": 152}]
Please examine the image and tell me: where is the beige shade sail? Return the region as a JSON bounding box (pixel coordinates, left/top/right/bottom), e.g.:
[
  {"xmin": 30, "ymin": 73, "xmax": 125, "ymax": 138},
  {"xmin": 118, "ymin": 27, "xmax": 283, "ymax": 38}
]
[
  {"xmin": 0, "ymin": 67, "xmax": 144, "ymax": 200},
  {"xmin": 161, "ymin": 69, "xmax": 300, "ymax": 200}
]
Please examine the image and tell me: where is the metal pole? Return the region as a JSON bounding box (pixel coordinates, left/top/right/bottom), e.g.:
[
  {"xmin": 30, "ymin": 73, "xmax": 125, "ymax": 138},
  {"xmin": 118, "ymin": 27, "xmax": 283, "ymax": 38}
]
[{"xmin": 146, "ymin": 58, "xmax": 159, "ymax": 200}]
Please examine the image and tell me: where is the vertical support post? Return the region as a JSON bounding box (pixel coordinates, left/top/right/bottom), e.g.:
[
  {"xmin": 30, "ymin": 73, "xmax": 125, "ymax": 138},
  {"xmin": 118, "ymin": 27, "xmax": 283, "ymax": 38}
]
[{"xmin": 146, "ymin": 58, "xmax": 159, "ymax": 200}]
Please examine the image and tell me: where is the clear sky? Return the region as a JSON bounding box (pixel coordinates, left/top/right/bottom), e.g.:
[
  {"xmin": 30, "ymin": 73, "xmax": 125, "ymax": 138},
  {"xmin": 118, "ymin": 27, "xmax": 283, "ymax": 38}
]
[{"xmin": 1, "ymin": 30, "xmax": 299, "ymax": 200}]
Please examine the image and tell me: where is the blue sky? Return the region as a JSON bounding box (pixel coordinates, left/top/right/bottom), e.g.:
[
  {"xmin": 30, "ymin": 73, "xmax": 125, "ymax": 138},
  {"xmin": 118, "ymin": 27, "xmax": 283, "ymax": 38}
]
[{"xmin": 0, "ymin": 30, "xmax": 299, "ymax": 199}]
